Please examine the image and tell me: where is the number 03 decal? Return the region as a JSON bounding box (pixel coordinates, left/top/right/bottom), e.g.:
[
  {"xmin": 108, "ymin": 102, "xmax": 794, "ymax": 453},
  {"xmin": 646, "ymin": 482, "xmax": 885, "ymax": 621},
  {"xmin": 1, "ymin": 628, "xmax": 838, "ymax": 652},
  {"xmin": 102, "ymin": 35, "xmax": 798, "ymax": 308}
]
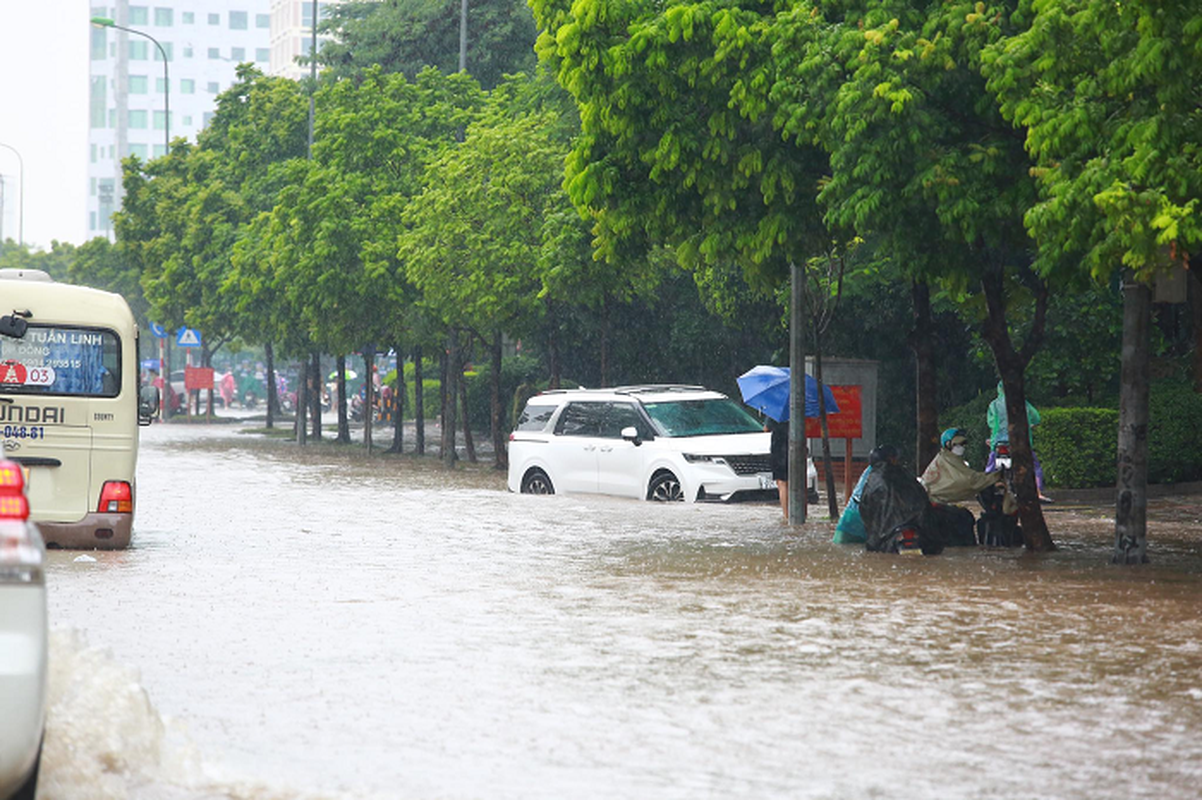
[{"xmin": 26, "ymin": 367, "xmax": 56, "ymax": 386}]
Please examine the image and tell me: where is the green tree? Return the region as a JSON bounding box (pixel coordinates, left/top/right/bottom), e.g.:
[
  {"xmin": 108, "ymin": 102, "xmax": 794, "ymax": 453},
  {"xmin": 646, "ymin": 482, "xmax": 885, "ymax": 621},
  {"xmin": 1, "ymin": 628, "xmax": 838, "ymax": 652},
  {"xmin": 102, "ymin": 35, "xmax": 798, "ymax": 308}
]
[{"xmin": 318, "ymin": 0, "xmax": 537, "ymax": 89}]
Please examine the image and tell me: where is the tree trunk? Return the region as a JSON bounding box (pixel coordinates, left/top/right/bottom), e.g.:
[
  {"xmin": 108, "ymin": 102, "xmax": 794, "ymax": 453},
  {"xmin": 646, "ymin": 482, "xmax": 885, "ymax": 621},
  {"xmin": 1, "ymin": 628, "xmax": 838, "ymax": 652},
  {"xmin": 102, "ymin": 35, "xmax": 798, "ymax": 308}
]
[
  {"xmin": 548, "ymin": 326, "xmax": 561, "ymax": 391},
  {"xmin": 443, "ymin": 329, "xmax": 459, "ymax": 468},
  {"xmin": 1189, "ymin": 267, "xmax": 1202, "ymax": 393},
  {"xmin": 814, "ymin": 346, "xmax": 839, "ymax": 518},
  {"xmin": 265, "ymin": 342, "xmax": 276, "ymax": 429},
  {"xmin": 460, "ymin": 367, "xmax": 476, "ymax": 463},
  {"xmin": 911, "ymin": 280, "xmax": 940, "ymax": 474},
  {"xmin": 296, "ymin": 356, "xmax": 308, "ymax": 445},
  {"xmin": 414, "ymin": 345, "xmax": 425, "ymax": 455},
  {"xmin": 600, "ymin": 296, "xmax": 611, "ymax": 387},
  {"xmin": 364, "ymin": 347, "xmax": 375, "ymax": 455},
  {"xmin": 310, "ymin": 351, "xmax": 321, "ymax": 440},
  {"xmin": 336, "ymin": 354, "xmax": 350, "ymax": 444},
  {"xmin": 439, "ymin": 344, "xmax": 449, "ymax": 457},
  {"xmin": 788, "ymin": 261, "xmax": 808, "ymax": 525},
  {"xmin": 389, "ymin": 341, "xmax": 404, "ymax": 454},
  {"xmin": 490, "ymin": 329, "xmax": 507, "ymax": 470},
  {"xmin": 1114, "ymin": 274, "xmax": 1151, "ymax": 564},
  {"xmin": 980, "ymin": 268, "xmax": 1055, "ymax": 551}
]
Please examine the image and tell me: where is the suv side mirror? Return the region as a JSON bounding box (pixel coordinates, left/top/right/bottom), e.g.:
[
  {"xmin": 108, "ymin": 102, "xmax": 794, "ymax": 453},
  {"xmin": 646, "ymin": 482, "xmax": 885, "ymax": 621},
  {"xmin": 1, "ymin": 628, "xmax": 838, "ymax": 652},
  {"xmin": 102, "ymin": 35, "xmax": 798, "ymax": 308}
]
[
  {"xmin": 139, "ymin": 385, "xmax": 160, "ymax": 425},
  {"xmin": 621, "ymin": 426, "xmax": 642, "ymax": 445}
]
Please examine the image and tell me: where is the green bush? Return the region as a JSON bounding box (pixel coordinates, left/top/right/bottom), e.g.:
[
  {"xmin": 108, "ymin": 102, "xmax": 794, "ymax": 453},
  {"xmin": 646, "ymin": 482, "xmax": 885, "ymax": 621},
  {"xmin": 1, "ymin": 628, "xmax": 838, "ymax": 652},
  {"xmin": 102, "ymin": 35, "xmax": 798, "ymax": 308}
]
[
  {"xmin": 1148, "ymin": 383, "xmax": 1202, "ymax": 484},
  {"xmin": 1038, "ymin": 407, "xmax": 1118, "ymax": 488}
]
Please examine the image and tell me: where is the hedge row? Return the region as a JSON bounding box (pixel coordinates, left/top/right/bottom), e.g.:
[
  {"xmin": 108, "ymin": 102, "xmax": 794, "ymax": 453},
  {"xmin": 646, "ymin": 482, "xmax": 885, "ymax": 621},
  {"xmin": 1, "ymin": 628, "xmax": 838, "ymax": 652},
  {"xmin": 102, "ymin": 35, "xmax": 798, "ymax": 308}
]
[{"xmin": 941, "ymin": 383, "xmax": 1202, "ymax": 489}]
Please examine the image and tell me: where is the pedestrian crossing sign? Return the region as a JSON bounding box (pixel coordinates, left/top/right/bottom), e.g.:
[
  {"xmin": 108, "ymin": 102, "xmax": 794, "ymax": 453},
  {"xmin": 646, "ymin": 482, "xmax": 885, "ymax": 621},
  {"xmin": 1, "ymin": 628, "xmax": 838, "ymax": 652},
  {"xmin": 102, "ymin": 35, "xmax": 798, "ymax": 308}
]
[{"xmin": 176, "ymin": 328, "xmax": 202, "ymax": 347}]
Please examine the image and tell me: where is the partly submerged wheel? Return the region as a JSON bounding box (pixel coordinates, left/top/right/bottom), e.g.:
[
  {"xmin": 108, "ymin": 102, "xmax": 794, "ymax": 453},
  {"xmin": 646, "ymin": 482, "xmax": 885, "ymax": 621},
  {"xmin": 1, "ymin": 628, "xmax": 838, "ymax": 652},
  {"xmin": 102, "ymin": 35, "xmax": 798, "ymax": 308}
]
[
  {"xmin": 647, "ymin": 471, "xmax": 685, "ymax": 502},
  {"xmin": 521, "ymin": 468, "xmax": 555, "ymax": 495}
]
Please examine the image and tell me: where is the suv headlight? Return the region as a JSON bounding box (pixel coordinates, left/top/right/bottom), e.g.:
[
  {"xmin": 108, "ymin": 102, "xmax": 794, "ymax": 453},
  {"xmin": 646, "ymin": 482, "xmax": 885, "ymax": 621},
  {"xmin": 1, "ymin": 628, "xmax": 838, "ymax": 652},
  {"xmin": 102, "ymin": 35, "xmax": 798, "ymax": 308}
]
[{"xmin": 683, "ymin": 454, "xmax": 727, "ymax": 465}]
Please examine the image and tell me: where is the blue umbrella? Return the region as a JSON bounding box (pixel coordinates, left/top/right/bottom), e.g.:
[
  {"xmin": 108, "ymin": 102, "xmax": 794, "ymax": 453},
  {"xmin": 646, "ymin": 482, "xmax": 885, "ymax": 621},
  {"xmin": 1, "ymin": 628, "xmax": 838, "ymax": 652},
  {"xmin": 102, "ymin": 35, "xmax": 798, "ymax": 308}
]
[{"xmin": 736, "ymin": 365, "xmax": 839, "ymax": 423}]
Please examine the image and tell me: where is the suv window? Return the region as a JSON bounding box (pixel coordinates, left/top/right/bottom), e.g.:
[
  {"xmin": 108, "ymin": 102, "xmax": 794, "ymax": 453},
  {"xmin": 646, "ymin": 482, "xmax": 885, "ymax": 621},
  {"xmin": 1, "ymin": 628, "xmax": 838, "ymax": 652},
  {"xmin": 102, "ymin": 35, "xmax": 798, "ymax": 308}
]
[
  {"xmin": 642, "ymin": 398, "xmax": 762, "ymax": 437},
  {"xmin": 600, "ymin": 402, "xmax": 648, "ymax": 438},
  {"xmin": 554, "ymin": 402, "xmax": 606, "ymax": 437},
  {"xmin": 516, "ymin": 403, "xmax": 557, "ymax": 432}
]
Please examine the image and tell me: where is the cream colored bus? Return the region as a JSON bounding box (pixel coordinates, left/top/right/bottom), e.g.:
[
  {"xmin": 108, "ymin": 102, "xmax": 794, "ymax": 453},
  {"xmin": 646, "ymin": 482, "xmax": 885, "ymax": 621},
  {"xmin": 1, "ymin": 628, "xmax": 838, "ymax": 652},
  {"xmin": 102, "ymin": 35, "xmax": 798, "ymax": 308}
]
[{"xmin": 0, "ymin": 268, "xmax": 154, "ymax": 549}]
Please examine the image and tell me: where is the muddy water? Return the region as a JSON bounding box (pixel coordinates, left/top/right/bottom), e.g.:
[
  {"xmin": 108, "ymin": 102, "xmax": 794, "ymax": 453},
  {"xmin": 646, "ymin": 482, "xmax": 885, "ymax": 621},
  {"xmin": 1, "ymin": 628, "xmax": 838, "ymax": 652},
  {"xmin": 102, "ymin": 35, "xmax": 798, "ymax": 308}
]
[{"xmin": 38, "ymin": 424, "xmax": 1202, "ymax": 800}]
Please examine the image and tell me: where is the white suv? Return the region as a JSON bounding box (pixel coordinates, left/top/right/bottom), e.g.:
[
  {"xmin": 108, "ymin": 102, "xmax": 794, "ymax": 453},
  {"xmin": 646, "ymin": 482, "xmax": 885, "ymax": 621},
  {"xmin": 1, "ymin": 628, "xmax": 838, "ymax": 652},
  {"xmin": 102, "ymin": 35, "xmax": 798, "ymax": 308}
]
[
  {"xmin": 0, "ymin": 457, "xmax": 47, "ymax": 800},
  {"xmin": 507, "ymin": 385, "xmax": 818, "ymax": 503}
]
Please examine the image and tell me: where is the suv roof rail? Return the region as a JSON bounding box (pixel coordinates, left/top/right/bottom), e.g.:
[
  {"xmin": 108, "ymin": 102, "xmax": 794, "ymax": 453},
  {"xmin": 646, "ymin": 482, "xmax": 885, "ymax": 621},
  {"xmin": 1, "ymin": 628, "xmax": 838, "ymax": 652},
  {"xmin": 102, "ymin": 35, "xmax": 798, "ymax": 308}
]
[{"xmin": 611, "ymin": 384, "xmax": 709, "ymax": 395}]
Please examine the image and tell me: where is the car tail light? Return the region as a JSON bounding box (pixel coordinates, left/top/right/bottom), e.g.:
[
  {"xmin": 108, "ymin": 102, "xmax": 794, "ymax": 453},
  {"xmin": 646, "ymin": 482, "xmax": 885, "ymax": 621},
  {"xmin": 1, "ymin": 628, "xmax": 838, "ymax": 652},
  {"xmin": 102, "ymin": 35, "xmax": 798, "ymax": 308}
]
[
  {"xmin": 0, "ymin": 459, "xmax": 43, "ymax": 584},
  {"xmin": 0, "ymin": 461, "xmax": 30, "ymax": 520},
  {"xmin": 98, "ymin": 480, "xmax": 133, "ymax": 513}
]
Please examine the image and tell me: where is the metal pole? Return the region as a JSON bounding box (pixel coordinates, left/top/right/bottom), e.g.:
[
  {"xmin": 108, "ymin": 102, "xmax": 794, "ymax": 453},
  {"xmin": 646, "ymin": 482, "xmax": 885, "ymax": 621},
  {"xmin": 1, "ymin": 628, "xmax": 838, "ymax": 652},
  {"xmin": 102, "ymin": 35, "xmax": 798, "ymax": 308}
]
[
  {"xmin": 459, "ymin": 0, "xmax": 468, "ymax": 72},
  {"xmin": 788, "ymin": 261, "xmax": 807, "ymax": 525},
  {"xmin": 0, "ymin": 143, "xmax": 24, "ymax": 246}
]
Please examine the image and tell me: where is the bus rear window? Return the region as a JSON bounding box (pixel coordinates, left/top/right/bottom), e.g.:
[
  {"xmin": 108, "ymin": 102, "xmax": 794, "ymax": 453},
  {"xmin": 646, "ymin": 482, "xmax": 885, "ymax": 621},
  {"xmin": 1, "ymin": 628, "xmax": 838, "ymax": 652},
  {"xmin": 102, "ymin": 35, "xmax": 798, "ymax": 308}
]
[{"xmin": 0, "ymin": 325, "xmax": 121, "ymax": 397}]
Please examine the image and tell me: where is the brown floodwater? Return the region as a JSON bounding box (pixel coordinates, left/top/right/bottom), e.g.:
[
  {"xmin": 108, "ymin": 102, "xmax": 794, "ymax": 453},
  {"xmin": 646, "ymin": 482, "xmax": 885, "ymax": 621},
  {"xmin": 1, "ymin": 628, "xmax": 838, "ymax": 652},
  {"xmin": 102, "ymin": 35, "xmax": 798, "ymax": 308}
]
[{"xmin": 36, "ymin": 422, "xmax": 1202, "ymax": 800}]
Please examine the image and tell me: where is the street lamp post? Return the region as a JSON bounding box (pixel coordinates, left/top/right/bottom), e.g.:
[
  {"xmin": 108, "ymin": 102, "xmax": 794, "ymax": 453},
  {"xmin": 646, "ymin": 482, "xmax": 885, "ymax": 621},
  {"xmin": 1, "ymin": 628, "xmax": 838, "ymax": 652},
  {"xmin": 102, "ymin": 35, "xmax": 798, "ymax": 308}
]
[
  {"xmin": 90, "ymin": 17, "xmax": 170, "ymax": 156},
  {"xmin": 0, "ymin": 142, "xmax": 24, "ymax": 246}
]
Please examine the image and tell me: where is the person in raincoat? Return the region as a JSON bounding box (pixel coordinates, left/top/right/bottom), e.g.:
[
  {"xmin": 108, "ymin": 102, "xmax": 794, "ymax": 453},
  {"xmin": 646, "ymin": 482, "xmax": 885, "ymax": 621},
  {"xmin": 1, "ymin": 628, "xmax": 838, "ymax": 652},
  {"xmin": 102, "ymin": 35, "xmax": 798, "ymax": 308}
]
[
  {"xmin": 858, "ymin": 445, "xmax": 944, "ymax": 555},
  {"xmin": 921, "ymin": 428, "xmax": 1008, "ymax": 546},
  {"xmin": 986, "ymin": 381, "xmax": 1050, "ymax": 501}
]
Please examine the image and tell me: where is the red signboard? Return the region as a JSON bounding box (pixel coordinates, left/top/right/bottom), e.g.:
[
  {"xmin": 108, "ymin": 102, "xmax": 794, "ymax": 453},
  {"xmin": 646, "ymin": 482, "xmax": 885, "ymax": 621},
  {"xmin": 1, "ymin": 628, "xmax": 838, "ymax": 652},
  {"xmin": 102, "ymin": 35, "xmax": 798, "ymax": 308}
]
[
  {"xmin": 184, "ymin": 366, "xmax": 214, "ymax": 391},
  {"xmin": 805, "ymin": 385, "xmax": 863, "ymax": 439}
]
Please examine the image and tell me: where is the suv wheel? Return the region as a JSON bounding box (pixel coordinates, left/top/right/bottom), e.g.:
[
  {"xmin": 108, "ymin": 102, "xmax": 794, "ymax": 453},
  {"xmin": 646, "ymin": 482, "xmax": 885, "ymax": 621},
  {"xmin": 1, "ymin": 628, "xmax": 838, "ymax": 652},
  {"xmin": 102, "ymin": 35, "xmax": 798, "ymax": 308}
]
[
  {"xmin": 647, "ymin": 471, "xmax": 685, "ymax": 502},
  {"xmin": 521, "ymin": 468, "xmax": 555, "ymax": 495}
]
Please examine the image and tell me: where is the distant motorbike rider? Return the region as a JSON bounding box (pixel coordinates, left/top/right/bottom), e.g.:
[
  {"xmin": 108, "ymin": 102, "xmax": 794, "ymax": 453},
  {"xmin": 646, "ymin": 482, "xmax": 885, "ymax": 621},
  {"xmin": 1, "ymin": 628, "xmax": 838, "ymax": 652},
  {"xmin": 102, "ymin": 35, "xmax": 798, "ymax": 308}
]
[
  {"xmin": 859, "ymin": 445, "xmax": 943, "ymax": 555},
  {"xmin": 921, "ymin": 428, "xmax": 1006, "ymax": 546}
]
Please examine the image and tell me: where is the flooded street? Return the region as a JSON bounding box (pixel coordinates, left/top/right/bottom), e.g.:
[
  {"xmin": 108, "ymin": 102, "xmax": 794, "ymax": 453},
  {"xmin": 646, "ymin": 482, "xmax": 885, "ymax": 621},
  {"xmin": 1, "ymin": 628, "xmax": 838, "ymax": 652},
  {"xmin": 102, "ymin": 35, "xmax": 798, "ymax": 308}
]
[{"xmin": 37, "ymin": 423, "xmax": 1202, "ymax": 800}]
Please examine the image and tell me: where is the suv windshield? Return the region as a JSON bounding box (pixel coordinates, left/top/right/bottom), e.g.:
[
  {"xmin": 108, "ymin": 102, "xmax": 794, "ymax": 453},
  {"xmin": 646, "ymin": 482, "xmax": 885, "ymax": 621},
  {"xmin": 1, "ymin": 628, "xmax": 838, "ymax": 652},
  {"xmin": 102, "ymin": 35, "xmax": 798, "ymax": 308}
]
[{"xmin": 641, "ymin": 398, "xmax": 763, "ymax": 437}]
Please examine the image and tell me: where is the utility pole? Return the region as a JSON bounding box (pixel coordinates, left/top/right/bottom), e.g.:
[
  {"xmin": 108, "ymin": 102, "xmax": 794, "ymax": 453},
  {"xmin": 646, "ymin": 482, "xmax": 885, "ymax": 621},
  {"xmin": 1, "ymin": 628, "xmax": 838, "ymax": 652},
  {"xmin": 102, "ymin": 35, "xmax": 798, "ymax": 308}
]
[{"xmin": 297, "ymin": 0, "xmax": 319, "ymax": 446}]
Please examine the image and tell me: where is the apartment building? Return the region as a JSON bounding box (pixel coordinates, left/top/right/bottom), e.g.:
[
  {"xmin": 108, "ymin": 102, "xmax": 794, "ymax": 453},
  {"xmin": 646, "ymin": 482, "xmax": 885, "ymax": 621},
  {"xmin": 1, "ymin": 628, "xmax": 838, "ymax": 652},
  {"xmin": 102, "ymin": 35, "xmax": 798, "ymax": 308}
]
[
  {"xmin": 269, "ymin": 1, "xmax": 339, "ymax": 81},
  {"xmin": 87, "ymin": 0, "xmax": 271, "ymax": 237}
]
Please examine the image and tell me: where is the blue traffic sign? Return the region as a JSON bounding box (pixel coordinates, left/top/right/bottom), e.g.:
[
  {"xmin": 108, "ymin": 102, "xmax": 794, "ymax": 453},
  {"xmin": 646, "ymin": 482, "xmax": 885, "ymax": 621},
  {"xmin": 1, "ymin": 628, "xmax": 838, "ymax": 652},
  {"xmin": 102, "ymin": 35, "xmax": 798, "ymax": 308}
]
[
  {"xmin": 176, "ymin": 328, "xmax": 202, "ymax": 348},
  {"xmin": 149, "ymin": 322, "xmax": 167, "ymax": 338}
]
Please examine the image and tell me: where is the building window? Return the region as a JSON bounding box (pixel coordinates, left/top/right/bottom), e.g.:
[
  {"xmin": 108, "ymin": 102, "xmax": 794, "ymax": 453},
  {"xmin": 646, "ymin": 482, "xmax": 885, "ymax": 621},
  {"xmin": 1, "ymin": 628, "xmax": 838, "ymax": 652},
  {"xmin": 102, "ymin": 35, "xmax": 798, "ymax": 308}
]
[
  {"xmin": 183, "ymin": 11, "xmax": 194, "ymax": 24},
  {"xmin": 90, "ymin": 178, "xmax": 97, "ymax": 196},
  {"xmin": 203, "ymin": 112, "xmax": 215, "ymax": 127},
  {"xmin": 180, "ymin": 78, "xmax": 195, "ymax": 94},
  {"xmin": 231, "ymin": 47, "xmax": 246, "ymax": 62},
  {"xmin": 90, "ymin": 144, "xmax": 98, "ymax": 163},
  {"xmin": 256, "ymin": 13, "xmax": 270, "ymax": 28},
  {"xmin": 129, "ymin": 110, "xmax": 149, "ymax": 129},
  {"xmin": 108, "ymin": 145, "xmax": 115, "ymax": 157},
  {"xmin": 154, "ymin": 7, "xmax": 173, "ymax": 26},
  {"xmin": 208, "ymin": 47, "xmax": 220, "ymax": 59},
  {"xmin": 208, "ymin": 12, "xmax": 220, "ymax": 25},
  {"xmin": 90, "ymin": 212, "xmax": 97, "ymax": 231},
  {"xmin": 153, "ymin": 111, "xmax": 171, "ymax": 130},
  {"xmin": 183, "ymin": 45, "xmax": 193, "ymax": 58},
  {"xmin": 156, "ymin": 77, "xmax": 168, "ymax": 93},
  {"xmin": 154, "ymin": 145, "xmax": 169, "ymax": 158},
  {"xmin": 91, "ymin": 27, "xmax": 107, "ymax": 60},
  {"xmin": 130, "ymin": 40, "xmax": 149, "ymax": 60},
  {"xmin": 90, "ymin": 76, "xmax": 107, "ymax": 128},
  {"xmin": 229, "ymin": 11, "xmax": 248, "ymax": 30},
  {"xmin": 129, "ymin": 75, "xmax": 149, "ymax": 94},
  {"xmin": 153, "ymin": 42, "xmax": 173, "ymax": 61},
  {"xmin": 183, "ymin": 115, "xmax": 193, "ymax": 126},
  {"xmin": 129, "ymin": 143, "xmax": 149, "ymax": 159},
  {"xmin": 207, "ymin": 81, "xmax": 219, "ymax": 93},
  {"xmin": 255, "ymin": 48, "xmax": 270, "ymax": 62},
  {"xmin": 108, "ymin": 109, "xmax": 116, "ymax": 128},
  {"xmin": 129, "ymin": 6, "xmax": 148, "ymax": 25}
]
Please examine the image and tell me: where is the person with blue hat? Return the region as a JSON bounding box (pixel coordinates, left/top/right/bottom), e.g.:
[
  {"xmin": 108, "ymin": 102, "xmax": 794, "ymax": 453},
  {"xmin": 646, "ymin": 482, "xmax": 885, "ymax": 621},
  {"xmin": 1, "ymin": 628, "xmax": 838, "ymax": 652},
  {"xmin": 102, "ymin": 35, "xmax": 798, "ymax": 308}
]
[{"xmin": 922, "ymin": 428, "xmax": 1003, "ymax": 505}]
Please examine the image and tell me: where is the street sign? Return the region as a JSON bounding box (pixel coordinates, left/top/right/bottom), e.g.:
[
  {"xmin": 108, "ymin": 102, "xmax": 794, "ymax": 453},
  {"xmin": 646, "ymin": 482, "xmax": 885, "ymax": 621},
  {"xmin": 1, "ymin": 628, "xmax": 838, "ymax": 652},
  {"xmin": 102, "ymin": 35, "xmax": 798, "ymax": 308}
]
[
  {"xmin": 804, "ymin": 385, "xmax": 863, "ymax": 439},
  {"xmin": 184, "ymin": 366, "xmax": 214, "ymax": 391},
  {"xmin": 176, "ymin": 328, "xmax": 202, "ymax": 348},
  {"xmin": 149, "ymin": 322, "xmax": 167, "ymax": 338}
]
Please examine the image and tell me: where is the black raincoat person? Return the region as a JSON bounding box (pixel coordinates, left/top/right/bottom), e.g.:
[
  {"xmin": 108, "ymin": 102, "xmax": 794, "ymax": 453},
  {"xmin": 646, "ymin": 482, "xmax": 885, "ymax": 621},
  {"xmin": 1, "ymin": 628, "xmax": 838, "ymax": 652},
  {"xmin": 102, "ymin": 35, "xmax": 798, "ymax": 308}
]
[{"xmin": 859, "ymin": 445, "xmax": 944, "ymax": 555}]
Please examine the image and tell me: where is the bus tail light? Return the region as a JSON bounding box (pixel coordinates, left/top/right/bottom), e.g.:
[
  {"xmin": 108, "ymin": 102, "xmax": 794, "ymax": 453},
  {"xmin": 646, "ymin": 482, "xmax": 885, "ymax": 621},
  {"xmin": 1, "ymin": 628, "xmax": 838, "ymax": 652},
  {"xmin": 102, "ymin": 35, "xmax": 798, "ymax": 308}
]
[{"xmin": 98, "ymin": 481, "xmax": 133, "ymax": 514}]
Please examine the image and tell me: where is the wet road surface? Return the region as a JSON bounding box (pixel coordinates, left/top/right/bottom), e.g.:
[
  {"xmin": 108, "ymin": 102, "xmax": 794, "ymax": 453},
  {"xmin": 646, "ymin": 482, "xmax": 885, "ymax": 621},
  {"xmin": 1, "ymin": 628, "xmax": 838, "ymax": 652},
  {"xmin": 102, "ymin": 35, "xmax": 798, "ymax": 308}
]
[{"xmin": 37, "ymin": 422, "xmax": 1202, "ymax": 799}]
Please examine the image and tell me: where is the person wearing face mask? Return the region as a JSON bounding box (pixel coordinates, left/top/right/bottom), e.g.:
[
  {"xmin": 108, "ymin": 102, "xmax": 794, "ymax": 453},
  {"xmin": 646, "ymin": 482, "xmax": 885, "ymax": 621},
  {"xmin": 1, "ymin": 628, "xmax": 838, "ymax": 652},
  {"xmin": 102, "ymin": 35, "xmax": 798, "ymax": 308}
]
[{"xmin": 921, "ymin": 428, "xmax": 1006, "ymax": 546}]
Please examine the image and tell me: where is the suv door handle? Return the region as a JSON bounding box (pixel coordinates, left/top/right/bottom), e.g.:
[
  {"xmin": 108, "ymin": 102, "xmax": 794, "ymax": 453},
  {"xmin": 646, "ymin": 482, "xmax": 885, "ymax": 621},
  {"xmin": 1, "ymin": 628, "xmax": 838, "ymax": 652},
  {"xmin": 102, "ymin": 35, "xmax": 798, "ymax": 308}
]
[
  {"xmin": 582, "ymin": 444, "xmax": 596, "ymax": 452},
  {"xmin": 599, "ymin": 446, "xmax": 613, "ymax": 452}
]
